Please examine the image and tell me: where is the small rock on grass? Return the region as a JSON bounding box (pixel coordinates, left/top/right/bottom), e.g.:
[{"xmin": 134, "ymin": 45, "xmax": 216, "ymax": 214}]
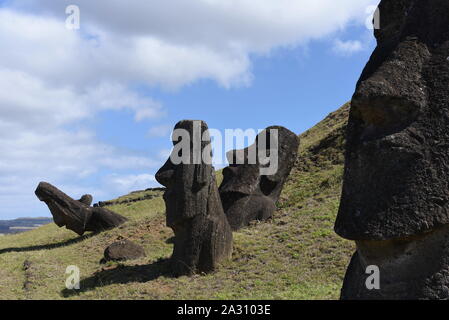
[{"xmin": 102, "ymin": 239, "xmax": 145, "ymax": 263}]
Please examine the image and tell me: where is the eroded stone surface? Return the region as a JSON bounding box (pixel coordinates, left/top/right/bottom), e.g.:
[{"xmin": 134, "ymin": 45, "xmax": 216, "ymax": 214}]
[
  {"xmin": 341, "ymin": 225, "xmax": 449, "ymax": 300},
  {"xmin": 219, "ymin": 126, "xmax": 299, "ymax": 231},
  {"xmin": 156, "ymin": 120, "xmax": 233, "ymax": 276},
  {"xmin": 103, "ymin": 240, "xmax": 146, "ymax": 262},
  {"xmin": 78, "ymin": 195, "xmax": 93, "ymax": 206},
  {"xmin": 35, "ymin": 182, "xmax": 127, "ymax": 236},
  {"xmin": 335, "ymin": 0, "xmax": 449, "ymax": 299},
  {"xmin": 336, "ymin": 0, "xmax": 449, "ymax": 241}
]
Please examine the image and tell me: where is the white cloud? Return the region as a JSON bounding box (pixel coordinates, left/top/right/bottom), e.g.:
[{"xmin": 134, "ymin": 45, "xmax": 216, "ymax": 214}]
[
  {"xmin": 157, "ymin": 149, "xmax": 173, "ymax": 161},
  {"xmin": 0, "ymin": 1, "xmax": 380, "ymax": 217},
  {"xmin": 332, "ymin": 39, "xmax": 364, "ymax": 56},
  {"xmin": 0, "ymin": 118, "xmax": 159, "ymax": 218},
  {"xmin": 106, "ymin": 174, "xmax": 156, "ymax": 194},
  {"xmin": 8, "ymin": 0, "xmax": 379, "ymax": 87},
  {"xmin": 148, "ymin": 124, "xmax": 173, "ymax": 138}
]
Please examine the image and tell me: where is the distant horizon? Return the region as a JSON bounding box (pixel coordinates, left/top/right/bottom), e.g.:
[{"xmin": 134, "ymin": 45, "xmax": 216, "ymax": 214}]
[{"xmin": 0, "ymin": 216, "xmax": 53, "ymax": 221}]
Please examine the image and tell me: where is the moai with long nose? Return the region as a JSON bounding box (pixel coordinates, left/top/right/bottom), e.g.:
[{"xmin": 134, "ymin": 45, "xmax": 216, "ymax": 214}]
[
  {"xmin": 219, "ymin": 126, "xmax": 299, "ymax": 231},
  {"xmin": 156, "ymin": 120, "xmax": 233, "ymax": 276},
  {"xmin": 35, "ymin": 182, "xmax": 127, "ymax": 236},
  {"xmin": 335, "ymin": 0, "xmax": 449, "ymax": 299}
]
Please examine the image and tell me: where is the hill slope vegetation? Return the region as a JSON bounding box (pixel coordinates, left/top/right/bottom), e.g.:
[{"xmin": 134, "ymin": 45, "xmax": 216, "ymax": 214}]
[{"xmin": 0, "ymin": 103, "xmax": 353, "ymax": 300}]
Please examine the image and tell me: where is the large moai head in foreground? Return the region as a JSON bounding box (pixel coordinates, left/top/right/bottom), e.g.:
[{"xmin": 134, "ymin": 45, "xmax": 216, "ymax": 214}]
[
  {"xmin": 155, "ymin": 120, "xmax": 233, "ymax": 276},
  {"xmin": 335, "ymin": 0, "xmax": 449, "ymax": 299},
  {"xmin": 219, "ymin": 126, "xmax": 299, "ymax": 231}
]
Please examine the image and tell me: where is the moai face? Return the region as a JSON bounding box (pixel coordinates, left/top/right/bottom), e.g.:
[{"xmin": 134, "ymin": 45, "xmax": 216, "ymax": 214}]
[
  {"xmin": 219, "ymin": 126, "xmax": 299, "ymax": 230},
  {"xmin": 335, "ymin": 0, "xmax": 449, "ymax": 300},
  {"xmin": 35, "ymin": 182, "xmax": 127, "ymax": 236},
  {"xmin": 156, "ymin": 120, "xmax": 213, "ymax": 229},
  {"xmin": 336, "ymin": 0, "xmax": 449, "ymax": 241},
  {"xmin": 156, "ymin": 120, "xmax": 232, "ymax": 275},
  {"xmin": 35, "ymin": 182, "xmax": 92, "ymax": 235}
]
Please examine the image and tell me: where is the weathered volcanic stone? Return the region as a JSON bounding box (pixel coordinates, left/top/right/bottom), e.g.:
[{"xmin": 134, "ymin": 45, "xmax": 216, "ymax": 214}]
[
  {"xmin": 35, "ymin": 182, "xmax": 127, "ymax": 236},
  {"xmin": 335, "ymin": 0, "xmax": 449, "ymax": 299},
  {"xmin": 103, "ymin": 240, "xmax": 145, "ymax": 262},
  {"xmin": 219, "ymin": 126, "xmax": 299, "ymax": 231},
  {"xmin": 78, "ymin": 194, "xmax": 93, "ymax": 206},
  {"xmin": 156, "ymin": 120, "xmax": 233, "ymax": 276}
]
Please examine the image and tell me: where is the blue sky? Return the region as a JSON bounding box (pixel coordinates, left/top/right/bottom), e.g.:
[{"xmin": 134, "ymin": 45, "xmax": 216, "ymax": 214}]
[{"xmin": 0, "ymin": 0, "xmax": 379, "ymax": 219}]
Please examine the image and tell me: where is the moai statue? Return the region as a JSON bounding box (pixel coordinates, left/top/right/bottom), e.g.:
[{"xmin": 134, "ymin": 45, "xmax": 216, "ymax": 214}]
[
  {"xmin": 35, "ymin": 182, "xmax": 127, "ymax": 236},
  {"xmin": 335, "ymin": 0, "xmax": 449, "ymax": 299},
  {"xmin": 156, "ymin": 120, "xmax": 233, "ymax": 276},
  {"xmin": 219, "ymin": 126, "xmax": 299, "ymax": 231},
  {"xmin": 78, "ymin": 194, "xmax": 93, "ymax": 206}
]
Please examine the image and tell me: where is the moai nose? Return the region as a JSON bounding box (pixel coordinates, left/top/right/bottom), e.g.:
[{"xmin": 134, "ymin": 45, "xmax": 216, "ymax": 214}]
[
  {"xmin": 351, "ymin": 39, "xmax": 429, "ymax": 136},
  {"xmin": 351, "ymin": 70, "xmax": 427, "ymax": 140},
  {"xmin": 155, "ymin": 159, "xmax": 175, "ymax": 188},
  {"xmin": 352, "ymin": 79, "xmax": 421, "ymax": 129}
]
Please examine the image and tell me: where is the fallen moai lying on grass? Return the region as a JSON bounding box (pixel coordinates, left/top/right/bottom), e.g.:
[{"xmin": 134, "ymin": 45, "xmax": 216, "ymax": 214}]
[{"xmin": 35, "ymin": 182, "xmax": 127, "ymax": 236}]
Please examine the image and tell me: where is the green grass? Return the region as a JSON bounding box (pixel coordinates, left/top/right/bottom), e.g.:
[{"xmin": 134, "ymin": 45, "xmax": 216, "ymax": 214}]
[{"xmin": 0, "ymin": 103, "xmax": 354, "ymax": 300}]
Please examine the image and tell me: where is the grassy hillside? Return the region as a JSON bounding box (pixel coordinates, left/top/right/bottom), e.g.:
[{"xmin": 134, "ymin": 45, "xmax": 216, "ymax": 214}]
[{"xmin": 0, "ymin": 102, "xmax": 353, "ymax": 300}]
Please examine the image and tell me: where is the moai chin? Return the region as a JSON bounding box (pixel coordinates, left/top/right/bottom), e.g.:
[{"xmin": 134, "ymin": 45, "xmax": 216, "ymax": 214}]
[
  {"xmin": 219, "ymin": 126, "xmax": 299, "ymax": 231},
  {"xmin": 156, "ymin": 120, "xmax": 233, "ymax": 276},
  {"xmin": 335, "ymin": 0, "xmax": 449, "ymax": 299}
]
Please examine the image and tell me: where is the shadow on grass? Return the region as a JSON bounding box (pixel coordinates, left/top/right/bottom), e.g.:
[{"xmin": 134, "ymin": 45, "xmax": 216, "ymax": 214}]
[
  {"xmin": 165, "ymin": 236, "xmax": 175, "ymax": 244},
  {"xmin": 61, "ymin": 258, "xmax": 173, "ymax": 297},
  {"xmin": 0, "ymin": 233, "xmax": 98, "ymax": 255}
]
